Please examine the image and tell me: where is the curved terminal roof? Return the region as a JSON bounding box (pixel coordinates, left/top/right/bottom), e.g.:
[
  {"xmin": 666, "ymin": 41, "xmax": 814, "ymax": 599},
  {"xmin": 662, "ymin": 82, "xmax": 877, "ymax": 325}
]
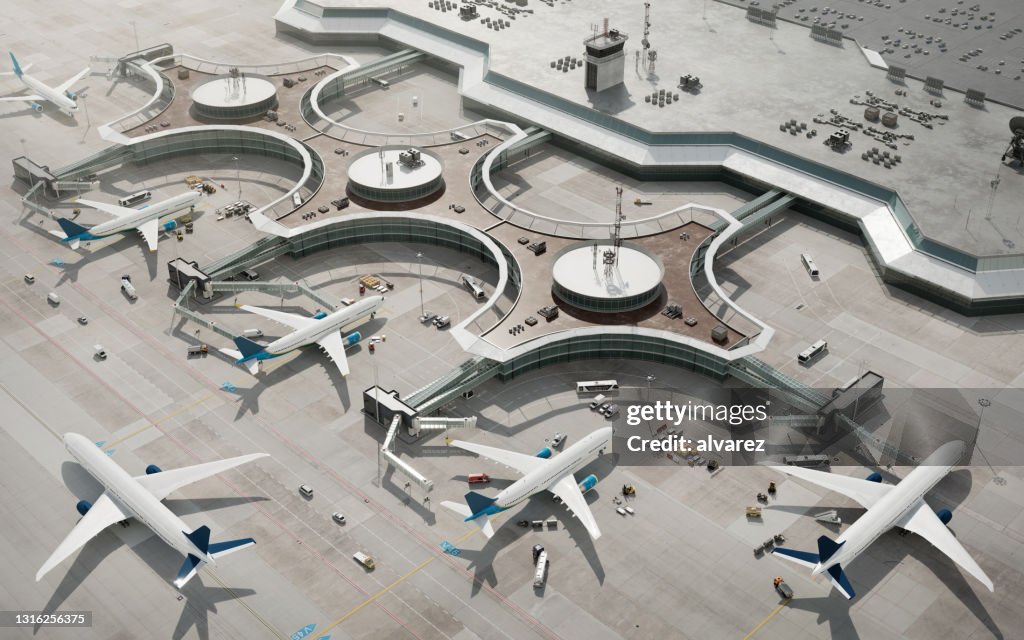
[
  {"xmin": 192, "ymin": 76, "xmax": 276, "ymax": 109},
  {"xmin": 552, "ymin": 245, "xmax": 663, "ymax": 299},
  {"xmin": 347, "ymin": 148, "xmax": 442, "ymax": 190}
]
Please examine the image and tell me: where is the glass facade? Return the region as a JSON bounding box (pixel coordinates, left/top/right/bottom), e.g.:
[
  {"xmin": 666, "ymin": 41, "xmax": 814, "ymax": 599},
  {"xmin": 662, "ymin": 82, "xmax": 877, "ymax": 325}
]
[
  {"xmin": 192, "ymin": 75, "xmax": 279, "ymax": 120},
  {"xmin": 552, "ymin": 282, "xmax": 662, "ymax": 313},
  {"xmin": 348, "ymin": 176, "xmax": 445, "ymax": 203},
  {"xmin": 497, "ymin": 333, "xmax": 732, "ymax": 382}
]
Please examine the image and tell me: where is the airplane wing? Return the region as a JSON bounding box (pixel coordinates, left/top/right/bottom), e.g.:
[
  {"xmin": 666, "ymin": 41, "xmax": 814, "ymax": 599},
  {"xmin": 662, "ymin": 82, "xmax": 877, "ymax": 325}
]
[
  {"xmin": 76, "ymin": 198, "xmax": 138, "ymax": 219},
  {"xmin": 896, "ymin": 500, "xmax": 994, "ymax": 592},
  {"xmin": 549, "ymin": 473, "xmax": 601, "ymax": 540},
  {"xmin": 770, "ymin": 464, "xmax": 893, "ymax": 509},
  {"xmin": 449, "ymin": 440, "xmax": 548, "ymax": 475},
  {"xmin": 134, "ymin": 453, "xmax": 269, "ymax": 501},
  {"xmin": 56, "ymin": 67, "xmax": 91, "ymax": 94},
  {"xmin": 36, "ymin": 492, "xmax": 128, "ymax": 581},
  {"xmin": 0, "ymin": 94, "xmax": 44, "ymax": 103},
  {"xmin": 315, "ymin": 331, "xmax": 350, "ymax": 376},
  {"xmin": 137, "ymin": 218, "xmax": 159, "ymax": 251},
  {"xmin": 238, "ymin": 305, "xmax": 318, "ymax": 332}
]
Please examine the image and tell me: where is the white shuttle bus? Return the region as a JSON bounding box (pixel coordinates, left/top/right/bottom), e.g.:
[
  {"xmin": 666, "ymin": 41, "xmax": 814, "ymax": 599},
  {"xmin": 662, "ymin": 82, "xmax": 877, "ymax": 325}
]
[
  {"xmin": 801, "ymin": 253, "xmax": 820, "ymax": 277},
  {"xmin": 576, "ymin": 380, "xmax": 619, "ymax": 394},
  {"xmin": 798, "ymin": 340, "xmax": 828, "ymax": 363},
  {"xmin": 118, "ymin": 190, "xmax": 152, "ymax": 207},
  {"xmin": 533, "ymin": 550, "xmax": 549, "ymax": 588},
  {"xmin": 460, "ymin": 274, "xmax": 486, "ymax": 300}
]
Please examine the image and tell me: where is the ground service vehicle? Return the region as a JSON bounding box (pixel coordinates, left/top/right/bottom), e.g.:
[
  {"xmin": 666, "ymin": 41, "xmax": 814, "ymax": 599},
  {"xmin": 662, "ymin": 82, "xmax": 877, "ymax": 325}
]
[
  {"xmin": 353, "ymin": 551, "xmax": 375, "ymax": 569},
  {"xmin": 118, "ymin": 190, "xmax": 152, "ymax": 207}
]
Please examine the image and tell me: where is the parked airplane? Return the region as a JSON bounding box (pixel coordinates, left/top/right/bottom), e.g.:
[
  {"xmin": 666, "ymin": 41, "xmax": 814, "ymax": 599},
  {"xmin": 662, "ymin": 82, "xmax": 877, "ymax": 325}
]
[
  {"xmin": 37, "ymin": 433, "xmax": 268, "ymax": 588},
  {"xmin": 441, "ymin": 427, "xmax": 612, "ymax": 540},
  {"xmin": 771, "ymin": 440, "xmax": 994, "ymax": 599},
  {"xmin": 221, "ymin": 295, "xmax": 384, "ymax": 376},
  {"xmin": 0, "ymin": 52, "xmax": 89, "ymax": 117},
  {"xmin": 50, "ymin": 191, "xmax": 202, "ymax": 252}
]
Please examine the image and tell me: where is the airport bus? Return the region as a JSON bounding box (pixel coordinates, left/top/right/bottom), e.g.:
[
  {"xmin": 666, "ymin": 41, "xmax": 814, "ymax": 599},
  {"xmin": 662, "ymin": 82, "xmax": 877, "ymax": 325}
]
[
  {"xmin": 576, "ymin": 380, "xmax": 619, "ymax": 394},
  {"xmin": 460, "ymin": 274, "xmax": 486, "ymax": 300},
  {"xmin": 797, "ymin": 340, "xmax": 828, "ymax": 363},
  {"xmin": 800, "ymin": 253, "xmax": 819, "ymax": 277},
  {"xmin": 533, "ymin": 549, "xmax": 549, "ymax": 588},
  {"xmin": 118, "ymin": 190, "xmax": 152, "ymax": 207}
]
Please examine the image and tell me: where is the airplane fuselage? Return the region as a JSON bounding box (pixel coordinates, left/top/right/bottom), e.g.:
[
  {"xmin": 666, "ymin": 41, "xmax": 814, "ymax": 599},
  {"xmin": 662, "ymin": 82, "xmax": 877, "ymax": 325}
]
[
  {"xmin": 259, "ymin": 295, "xmax": 384, "ymax": 357},
  {"xmin": 21, "ymin": 73, "xmax": 78, "ymax": 115},
  {"xmin": 813, "ymin": 440, "xmax": 964, "ymax": 577},
  {"xmin": 64, "ymin": 433, "xmax": 210, "ymax": 563},
  {"xmin": 492, "ymin": 427, "xmax": 612, "ymax": 510},
  {"xmin": 87, "ymin": 191, "xmax": 201, "ymax": 238}
]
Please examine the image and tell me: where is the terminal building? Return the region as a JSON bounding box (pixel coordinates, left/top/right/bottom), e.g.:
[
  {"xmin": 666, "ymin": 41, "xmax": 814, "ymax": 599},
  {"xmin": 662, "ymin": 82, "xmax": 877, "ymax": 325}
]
[{"xmin": 346, "ymin": 146, "xmax": 444, "ymax": 204}]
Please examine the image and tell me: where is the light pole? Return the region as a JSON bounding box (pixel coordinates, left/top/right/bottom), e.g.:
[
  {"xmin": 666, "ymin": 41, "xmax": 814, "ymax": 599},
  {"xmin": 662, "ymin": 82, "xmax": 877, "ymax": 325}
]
[
  {"xmin": 233, "ymin": 156, "xmax": 241, "ymax": 201},
  {"xmin": 646, "ymin": 374, "xmax": 656, "ymax": 435},
  {"xmin": 976, "ymin": 398, "xmax": 1006, "ymax": 485},
  {"xmin": 130, "ymin": 21, "xmax": 139, "ymax": 52},
  {"xmin": 417, "ymin": 251, "xmax": 424, "ymax": 315}
]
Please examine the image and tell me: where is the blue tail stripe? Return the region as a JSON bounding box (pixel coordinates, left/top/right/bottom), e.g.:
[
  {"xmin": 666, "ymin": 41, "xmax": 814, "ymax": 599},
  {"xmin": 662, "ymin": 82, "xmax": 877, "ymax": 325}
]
[
  {"xmin": 57, "ymin": 218, "xmax": 90, "ymax": 238},
  {"xmin": 773, "ymin": 547, "xmax": 820, "ymax": 565},
  {"xmin": 176, "ymin": 554, "xmax": 202, "ymax": 582},
  {"xmin": 827, "ymin": 563, "xmax": 857, "ymax": 599},
  {"xmin": 233, "ymin": 336, "xmax": 265, "ymax": 359},
  {"xmin": 10, "ymin": 52, "xmax": 23, "ymax": 77},
  {"xmin": 817, "ymin": 535, "xmax": 844, "ymax": 563},
  {"xmin": 184, "ymin": 525, "xmax": 211, "ymax": 554},
  {"xmin": 207, "ymin": 538, "xmax": 255, "ymax": 557},
  {"xmin": 464, "ymin": 491, "xmax": 496, "ymax": 516}
]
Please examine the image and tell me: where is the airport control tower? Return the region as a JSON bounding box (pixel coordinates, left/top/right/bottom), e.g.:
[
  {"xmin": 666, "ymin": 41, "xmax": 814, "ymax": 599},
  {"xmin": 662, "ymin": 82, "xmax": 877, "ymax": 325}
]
[{"xmin": 583, "ymin": 25, "xmax": 628, "ymax": 92}]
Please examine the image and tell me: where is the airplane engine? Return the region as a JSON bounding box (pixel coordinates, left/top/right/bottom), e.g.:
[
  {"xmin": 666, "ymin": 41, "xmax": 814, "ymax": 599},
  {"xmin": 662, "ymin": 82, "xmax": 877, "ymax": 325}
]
[
  {"xmin": 344, "ymin": 331, "xmax": 361, "ymax": 346},
  {"xmin": 313, "ymin": 311, "xmax": 328, "ymax": 320},
  {"xmin": 578, "ymin": 474, "xmax": 598, "ymax": 494},
  {"xmin": 65, "ymin": 90, "xmax": 77, "ymax": 100},
  {"xmin": 936, "ymin": 508, "xmax": 953, "ymax": 525},
  {"xmin": 866, "ymin": 472, "xmax": 883, "ymax": 483},
  {"xmin": 145, "ymin": 464, "xmax": 162, "ymax": 475},
  {"xmin": 535, "ymin": 447, "xmax": 552, "ymax": 459},
  {"xmin": 163, "ymin": 220, "xmax": 177, "ymax": 231},
  {"xmin": 29, "ymin": 102, "xmax": 42, "ymax": 112},
  {"xmin": 76, "ymin": 500, "xmax": 92, "ymax": 516}
]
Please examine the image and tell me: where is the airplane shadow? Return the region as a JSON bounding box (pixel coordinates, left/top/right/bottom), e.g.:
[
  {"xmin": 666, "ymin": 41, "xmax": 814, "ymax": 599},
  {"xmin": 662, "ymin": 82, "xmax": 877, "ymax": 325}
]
[
  {"xmin": 784, "ymin": 593, "xmax": 859, "ymax": 640},
  {"xmin": 163, "ymin": 496, "xmax": 270, "ymax": 518},
  {"xmin": 173, "ymin": 575, "xmax": 257, "ymax": 640}
]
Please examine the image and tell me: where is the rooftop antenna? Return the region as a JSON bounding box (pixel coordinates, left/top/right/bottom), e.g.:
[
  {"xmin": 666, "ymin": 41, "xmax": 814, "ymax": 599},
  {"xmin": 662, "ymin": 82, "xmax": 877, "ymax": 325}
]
[
  {"xmin": 603, "ymin": 16, "xmax": 609, "ymax": 37},
  {"xmin": 641, "ymin": 2, "xmax": 652, "ymax": 68},
  {"xmin": 604, "ymin": 186, "xmax": 624, "ymax": 277}
]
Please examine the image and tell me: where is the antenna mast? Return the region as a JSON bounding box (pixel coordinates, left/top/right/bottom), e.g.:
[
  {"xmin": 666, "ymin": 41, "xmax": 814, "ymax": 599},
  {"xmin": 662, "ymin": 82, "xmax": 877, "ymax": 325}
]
[
  {"xmin": 641, "ymin": 3, "xmax": 651, "ymax": 68},
  {"xmin": 604, "ymin": 186, "xmax": 624, "ymax": 277}
]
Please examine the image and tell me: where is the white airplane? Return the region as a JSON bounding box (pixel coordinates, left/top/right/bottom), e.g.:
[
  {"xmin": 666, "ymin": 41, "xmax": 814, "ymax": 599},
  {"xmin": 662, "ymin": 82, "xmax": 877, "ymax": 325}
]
[
  {"xmin": 771, "ymin": 440, "xmax": 994, "ymax": 600},
  {"xmin": 38, "ymin": 433, "xmax": 269, "ymax": 589},
  {"xmin": 441, "ymin": 427, "xmax": 612, "ymax": 540},
  {"xmin": 221, "ymin": 295, "xmax": 384, "ymax": 376},
  {"xmin": 1, "ymin": 52, "xmax": 89, "ymax": 117},
  {"xmin": 50, "ymin": 191, "xmax": 201, "ymax": 252}
]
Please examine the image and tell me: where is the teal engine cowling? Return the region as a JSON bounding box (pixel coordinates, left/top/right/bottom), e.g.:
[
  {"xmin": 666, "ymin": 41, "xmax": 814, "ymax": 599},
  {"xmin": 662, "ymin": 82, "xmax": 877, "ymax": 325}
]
[
  {"xmin": 866, "ymin": 472, "xmax": 883, "ymax": 483},
  {"xmin": 76, "ymin": 500, "xmax": 92, "ymax": 516},
  {"xmin": 146, "ymin": 464, "xmax": 162, "ymax": 475},
  {"xmin": 535, "ymin": 447, "xmax": 552, "ymax": 459},
  {"xmin": 577, "ymin": 474, "xmax": 598, "ymax": 494}
]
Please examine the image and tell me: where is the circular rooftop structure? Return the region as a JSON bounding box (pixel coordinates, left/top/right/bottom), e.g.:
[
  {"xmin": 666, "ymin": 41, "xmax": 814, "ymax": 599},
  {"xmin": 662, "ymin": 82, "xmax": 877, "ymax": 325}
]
[
  {"xmin": 191, "ymin": 74, "xmax": 278, "ymax": 120},
  {"xmin": 552, "ymin": 242, "xmax": 665, "ymax": 313},
  {"xmin": 347, "ymin": 146, "xmax": 444, "ymax": 204}
]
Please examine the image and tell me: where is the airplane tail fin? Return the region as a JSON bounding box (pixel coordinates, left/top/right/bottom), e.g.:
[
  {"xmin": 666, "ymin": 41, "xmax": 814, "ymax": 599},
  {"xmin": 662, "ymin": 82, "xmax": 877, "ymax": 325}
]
[
  {"xmin": 465, "ymin": 491, "xmax": 496, "ymax": 516},
  {"xmin": 816, "ymin": 535, "xmax": 844, "ymax": 563},
  {"xmin": 233, "ymin": 335, "xmax": 264, "ymax": 358},
  {"xmin": 175, "ymin": 525, "xmax": 257, "ymax": 588},
  {"xmin": 10, "ymin": 52, "xmax": 23, "ymax": 77},
  {"xmin": 825, "ymin": 563, "xmax": 856, "ymax": 599},
  {"xmin": 207, "ymin": 537, "xmax": 256, "ymax": 559},
  {"xmin": 174, "ymin": 554, "xmax": 204, "ymax": 588},
  {"xmin": 218, "ymin": 347, "xmax": 260, "ymax": 374},
  {"xmin": 772, "ymin": 535, "xmax": 856, "ymax": 599},
  {"xmin": 441, "ymin": 497, "xmax": 496, "ymax": 538},
  {"xmin": 57, "ymin": 218, "xmax": 89, "ymax": 239}
]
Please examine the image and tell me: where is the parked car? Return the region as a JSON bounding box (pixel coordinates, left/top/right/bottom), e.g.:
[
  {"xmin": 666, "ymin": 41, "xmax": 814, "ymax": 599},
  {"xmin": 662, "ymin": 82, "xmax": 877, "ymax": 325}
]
[
  {"xmin": 332, "ymin": 512, "xmax": 346, "ymax": 524},
  {"xmin": 299, "ymin": 484, "xmax": 314, "ymax": 498},
  {"xmin": 468, "ymin": 473, "xmax": 491, "ymax": 484}
]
